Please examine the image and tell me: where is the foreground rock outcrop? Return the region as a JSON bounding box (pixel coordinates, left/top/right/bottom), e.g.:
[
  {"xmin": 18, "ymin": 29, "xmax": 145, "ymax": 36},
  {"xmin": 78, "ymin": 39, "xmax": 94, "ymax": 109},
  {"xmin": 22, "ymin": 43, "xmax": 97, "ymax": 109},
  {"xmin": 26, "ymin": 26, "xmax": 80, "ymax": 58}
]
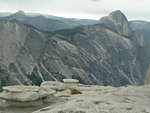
[
  {"xmin": 0, "ymin": 85, "xmax": 55, "ymax": 107},
  {"xmin": 33, "ymin": 85, "xmax": 150, "ymax": 113},
  {"xmin": 0, "ymin": 80, "xmax": 150, "ymax": 113}
]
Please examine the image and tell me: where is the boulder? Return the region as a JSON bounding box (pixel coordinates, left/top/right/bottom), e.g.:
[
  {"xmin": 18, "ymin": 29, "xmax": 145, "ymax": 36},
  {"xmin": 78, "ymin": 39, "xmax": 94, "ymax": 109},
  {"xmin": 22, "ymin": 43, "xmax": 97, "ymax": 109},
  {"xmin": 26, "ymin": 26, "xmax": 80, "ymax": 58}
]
[
  {"xmin": 0, "ymin": 99, "xmax": 7, "ymax": 107},
  {"xmin": 39, "ymin": 86, "xmax": 56, "ymax": 98},
  {"xmin": 42, "ymin": 95, "xmax": 57, "ymax": 103},
  {"xmin": 0, "ymin": 85, "xmax": 40, "ymax": 102},
  {"xmin": 41, "ymin": 81, "xmax": 69, "ymax": 91},
  {"xmin": 41, "ymin": 81, "xmax": 61, "ymax": 86},
  {"xmin": 3, "ymin": 85, "xmax": 39, "ymax": 92},
  {"xmin": 63, "ymin": 79, "xmax": 79, "ymax": 84},
  {"xmin": 0, "ymin": 85, "xmax": 56, "ymax": 106}
]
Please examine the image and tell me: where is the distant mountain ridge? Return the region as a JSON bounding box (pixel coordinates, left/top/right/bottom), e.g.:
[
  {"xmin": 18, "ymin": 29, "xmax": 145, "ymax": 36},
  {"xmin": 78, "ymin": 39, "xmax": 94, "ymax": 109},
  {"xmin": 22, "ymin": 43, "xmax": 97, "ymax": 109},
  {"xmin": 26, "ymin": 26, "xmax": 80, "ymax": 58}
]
[
  {"xmin": 0, "ymin": 11, "xmax": 70, "ymax": 31},
  {"xmin": 0, "ymin": 10, "xmax": 98, "ymax": 31},
  {"xmin": 0, "ymin": 10, "xmax": 150, "ymax": 89}
]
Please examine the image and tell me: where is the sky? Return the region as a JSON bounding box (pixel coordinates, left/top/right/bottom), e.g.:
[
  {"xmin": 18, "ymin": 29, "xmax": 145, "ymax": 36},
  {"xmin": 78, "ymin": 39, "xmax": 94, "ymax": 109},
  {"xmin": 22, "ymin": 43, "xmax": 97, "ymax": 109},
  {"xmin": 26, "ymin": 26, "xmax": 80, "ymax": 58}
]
[{"xmin": 0, "ymin": 0, "xmax": 149, "ymax": 21}]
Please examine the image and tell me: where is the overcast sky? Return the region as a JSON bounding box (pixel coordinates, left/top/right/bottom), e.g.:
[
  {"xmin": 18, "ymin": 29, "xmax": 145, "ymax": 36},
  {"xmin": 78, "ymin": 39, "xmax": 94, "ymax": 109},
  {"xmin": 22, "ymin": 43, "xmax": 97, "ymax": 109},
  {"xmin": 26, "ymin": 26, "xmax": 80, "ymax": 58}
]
[{"xmin": 0, "ymin": 0, "xmax": 149, "ymax": 21}]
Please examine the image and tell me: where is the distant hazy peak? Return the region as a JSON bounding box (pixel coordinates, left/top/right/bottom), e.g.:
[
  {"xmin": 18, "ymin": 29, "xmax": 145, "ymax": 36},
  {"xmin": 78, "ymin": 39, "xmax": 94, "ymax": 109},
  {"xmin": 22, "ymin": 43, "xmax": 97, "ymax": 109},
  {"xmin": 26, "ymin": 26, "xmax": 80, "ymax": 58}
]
[
  {"xmin": 17, "ymin": 10, "xmax": 25, "ymax": 14},
  {"xmin": 6, "ymin": 10, "xmax": 27, "ymax": 19},
  {"xmin": 99, "ymin": 10, "xmax": 132, "ymax": 37}
]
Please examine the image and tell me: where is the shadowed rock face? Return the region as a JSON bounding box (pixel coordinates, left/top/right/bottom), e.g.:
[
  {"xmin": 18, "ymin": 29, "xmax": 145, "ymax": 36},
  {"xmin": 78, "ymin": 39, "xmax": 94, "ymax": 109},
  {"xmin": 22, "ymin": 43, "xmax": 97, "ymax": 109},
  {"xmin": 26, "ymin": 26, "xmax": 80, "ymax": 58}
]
[
  {"xmin": 99, "ymin": 10, "xmax": 132, "ymax": 37},
  {"xmin": 129, "ymin": 21, "xmax": 150, "ymax": 84},
  {"xmin": 0, "ymin": 10, "xmax": 149, "ymax": 88},
  {"xmin": 129, "ymin": 20, "xmax": 150, "ymax": 45},
  {"xmin": 144, "ymin": 65, "xmax": 150, "ymax": 85}
]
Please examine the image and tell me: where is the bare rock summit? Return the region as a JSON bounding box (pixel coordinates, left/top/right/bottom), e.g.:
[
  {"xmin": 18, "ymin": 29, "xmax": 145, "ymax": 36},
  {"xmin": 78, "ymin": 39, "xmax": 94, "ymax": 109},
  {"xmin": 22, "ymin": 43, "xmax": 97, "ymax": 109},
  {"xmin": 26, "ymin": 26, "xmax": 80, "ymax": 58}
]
[{"xmin": 99, "ymin": 10, "xmax": 132, "ymax": 37}]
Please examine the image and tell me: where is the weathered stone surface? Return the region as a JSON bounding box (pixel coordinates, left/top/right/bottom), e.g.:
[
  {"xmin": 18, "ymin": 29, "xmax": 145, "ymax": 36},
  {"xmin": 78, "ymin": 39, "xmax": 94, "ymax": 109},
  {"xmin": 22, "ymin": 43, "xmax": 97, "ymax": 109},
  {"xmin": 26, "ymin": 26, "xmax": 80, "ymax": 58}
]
[
  {"xmin": 41, "ymin": 81, "xmax": 61, "ymax": 86},
  {"xmin": 41, "ymin": 81, "xmax": 69, "ymax": 91},
  {"xmin": 32, "ymin": 85, "xmax": 150, "ymax": 113},
  {"xmin": 3, "ymin": 85, "xmax": 39, "ymax": 92},
  {"xmin": 39, "ymin": 86, "xmax": 56, "ymax": 98},
  {"xmin": 42, "ymin": 94, "xmax": 57, "ymax": 103},
  {"xmin": 0, "ymin": 85, "xmax": 55, "ymax": 102},
  {"xmin": 0, "ymin": 91, "xmax": 39, "ymax": 102},
  {"xmin": 0, "ymin": 86, "xmax": 40, "ymax": 102},
  {"xmin": 63, "ymin": 79, "xmax": 79, "ymax": 84},
  {"xmin": 54, "ymin": 89, "xmax": 71, "ymax": 97},
  {"xmin": 0, "ymin": 99, "xmax": 7, "ymax": 108},
  {"xmin": 0, "ymin": 84, "xmax": 150, "ymax": 113},
  {"xmin": 5, "ymin": 100, "xmax": 43, "ymax": 107}
]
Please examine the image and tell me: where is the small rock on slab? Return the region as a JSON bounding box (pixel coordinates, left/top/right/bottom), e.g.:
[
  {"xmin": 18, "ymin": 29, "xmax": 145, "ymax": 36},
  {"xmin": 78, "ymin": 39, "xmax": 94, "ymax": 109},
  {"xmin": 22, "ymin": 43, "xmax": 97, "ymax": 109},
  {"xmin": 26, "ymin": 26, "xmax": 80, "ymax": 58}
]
[{"xmin": 63, "ymin": 79, "xmax": 79, "ymax": 84}]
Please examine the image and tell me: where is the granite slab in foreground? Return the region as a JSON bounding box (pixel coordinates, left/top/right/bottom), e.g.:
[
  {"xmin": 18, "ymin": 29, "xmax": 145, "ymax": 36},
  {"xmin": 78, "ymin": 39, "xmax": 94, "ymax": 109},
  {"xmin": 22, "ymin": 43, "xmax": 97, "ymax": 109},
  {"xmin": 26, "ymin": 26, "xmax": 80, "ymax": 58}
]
[{"xmin": 0, "ymin": 80, "xmax": 150, "ymax": 113}]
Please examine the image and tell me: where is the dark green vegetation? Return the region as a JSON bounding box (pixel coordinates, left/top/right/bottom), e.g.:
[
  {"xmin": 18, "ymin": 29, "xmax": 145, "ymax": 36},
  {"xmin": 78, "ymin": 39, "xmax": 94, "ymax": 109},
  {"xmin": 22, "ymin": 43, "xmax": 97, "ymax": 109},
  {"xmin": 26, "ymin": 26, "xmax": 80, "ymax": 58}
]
[
  {"xmin": 27, "ymin": 72, "xmax": 42, "ymax": 86},
  {"xmin": 72, "ymin": 75, "xmax": 86, "ymax": 84},
  {"xmin": 1, "ymin": 76, "xmax": 9, "ymax": 86},
  {"xmin": 71, "ymin": 89, "xmax": 82, "ymax": 95},
  {"xmin": 0, "ymin": 68, "xmax": 3, "ymax": 73}
]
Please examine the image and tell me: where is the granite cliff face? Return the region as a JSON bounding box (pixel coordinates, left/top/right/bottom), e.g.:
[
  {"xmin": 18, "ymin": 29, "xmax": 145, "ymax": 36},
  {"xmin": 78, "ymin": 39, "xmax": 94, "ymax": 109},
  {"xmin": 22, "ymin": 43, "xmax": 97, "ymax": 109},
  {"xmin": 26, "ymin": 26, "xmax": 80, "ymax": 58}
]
[
  {"xmin": 129, "ymin": 20, "xmax": 150, "ymax": 85},
  {"xmin": 145, "ymin": 65, "xmax": 150, "ymax": 85},
  {"xmin": 130, "ymin": 20, "xmax": 150, "ymax": 44},
  {"xmin": 0, "ymin": 19, "xmax": 48, "ymax": 87},
  {"xmin": 0, "ymin": 10, "xmax": 149, "ymax": 89},
  {"xmin": 99, "ymin": 10, "xmax": 132, "ymax": 37}
]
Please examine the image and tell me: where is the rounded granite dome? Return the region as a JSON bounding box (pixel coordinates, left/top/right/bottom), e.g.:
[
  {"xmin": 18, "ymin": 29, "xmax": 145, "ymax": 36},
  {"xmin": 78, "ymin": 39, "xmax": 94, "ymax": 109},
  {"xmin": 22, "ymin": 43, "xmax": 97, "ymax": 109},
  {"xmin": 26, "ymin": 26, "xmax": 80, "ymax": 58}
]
[{"xmin": 99, "ymin": 10, "xmax": 132, "ymax": 37}]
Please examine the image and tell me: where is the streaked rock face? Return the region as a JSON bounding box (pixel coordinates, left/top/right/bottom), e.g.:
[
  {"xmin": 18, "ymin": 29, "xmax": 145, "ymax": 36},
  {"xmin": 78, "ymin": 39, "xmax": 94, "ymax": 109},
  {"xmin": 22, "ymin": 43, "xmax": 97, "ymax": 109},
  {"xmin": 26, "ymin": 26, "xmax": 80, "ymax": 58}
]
[
  {"xmin": 129, "ymin": 20, "xmax": 150, "ymax": 44},
  {"xmin": 144, "ymin": 65, "xmax": 150, "ymax": 85},
  {"xmin": 0, "ymin": 10, "xmax": 149, "ymax": 88},
  {"xmin": 0, "ymin": 20, "xmax": 48, "ymax": 87},
  {"xmin": 0, "ymin": 20, "xmax": 28, "ymax": 68}
]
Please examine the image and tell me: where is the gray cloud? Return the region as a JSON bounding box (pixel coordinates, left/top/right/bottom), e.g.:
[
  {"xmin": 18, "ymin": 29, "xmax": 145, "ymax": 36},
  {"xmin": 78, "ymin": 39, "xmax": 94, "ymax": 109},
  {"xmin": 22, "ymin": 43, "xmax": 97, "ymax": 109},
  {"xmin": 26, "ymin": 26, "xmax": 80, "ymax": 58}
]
[
  {"xmin": 90, "ymin": 0, "xmax": 101, "ymax": 2},
  {"xmin": 0, "ymin": 0, "xmax": 149, "ymax": 21}
]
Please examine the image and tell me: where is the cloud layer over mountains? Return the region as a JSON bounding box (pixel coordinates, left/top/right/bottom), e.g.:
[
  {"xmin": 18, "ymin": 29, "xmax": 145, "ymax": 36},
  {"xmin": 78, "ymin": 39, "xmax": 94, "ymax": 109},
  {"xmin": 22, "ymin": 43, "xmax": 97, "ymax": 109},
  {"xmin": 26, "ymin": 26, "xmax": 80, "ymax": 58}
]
[{"xmin": 0, "ymin": 0, "xmax": 149, "ymax": 21}]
